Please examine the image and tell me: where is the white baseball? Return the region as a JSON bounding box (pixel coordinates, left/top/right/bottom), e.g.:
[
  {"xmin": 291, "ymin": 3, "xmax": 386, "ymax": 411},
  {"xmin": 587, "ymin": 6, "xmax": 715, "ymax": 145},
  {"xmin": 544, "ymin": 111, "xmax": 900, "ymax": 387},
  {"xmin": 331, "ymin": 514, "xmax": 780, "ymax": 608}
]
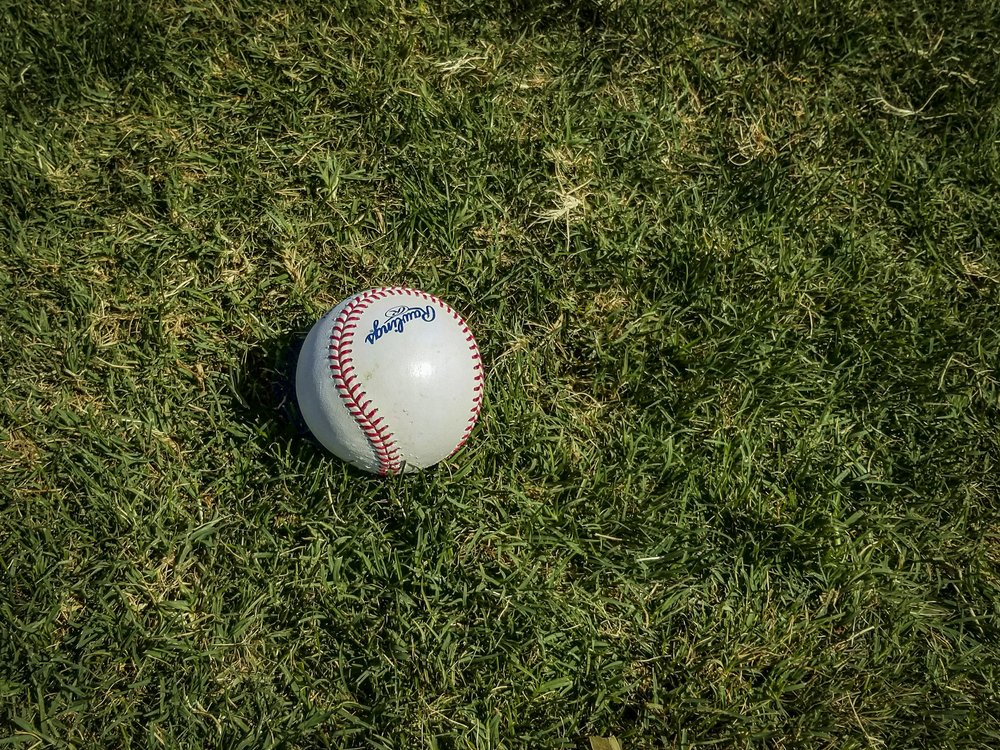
[{"xmin": 295, "ymin": 287, "xmax": 484, "ymax": 475}]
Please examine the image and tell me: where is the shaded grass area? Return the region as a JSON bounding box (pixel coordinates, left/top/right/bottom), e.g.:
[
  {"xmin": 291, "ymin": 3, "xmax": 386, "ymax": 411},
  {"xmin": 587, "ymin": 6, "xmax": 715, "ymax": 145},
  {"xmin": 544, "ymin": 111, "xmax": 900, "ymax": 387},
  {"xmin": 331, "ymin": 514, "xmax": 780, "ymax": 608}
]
[{"xmin": 2, "ymin": 0, "xmax": 999, "ymax": 747}]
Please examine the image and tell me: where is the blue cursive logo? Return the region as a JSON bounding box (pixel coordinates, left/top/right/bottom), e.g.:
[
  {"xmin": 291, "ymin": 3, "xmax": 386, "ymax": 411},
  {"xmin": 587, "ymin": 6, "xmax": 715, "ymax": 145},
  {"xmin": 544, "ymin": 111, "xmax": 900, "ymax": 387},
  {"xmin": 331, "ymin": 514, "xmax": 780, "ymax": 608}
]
[{"xmin": 365, "ymin": 305, "xmax": 436, "ymax": 345}]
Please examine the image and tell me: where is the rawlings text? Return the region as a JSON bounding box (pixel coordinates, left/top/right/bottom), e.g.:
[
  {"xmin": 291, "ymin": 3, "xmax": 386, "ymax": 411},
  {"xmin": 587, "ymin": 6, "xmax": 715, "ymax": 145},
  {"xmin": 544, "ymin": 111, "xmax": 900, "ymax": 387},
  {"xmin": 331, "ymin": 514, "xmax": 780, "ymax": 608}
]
[{"xmin": 365, "ymin": 305, "xmax": 436, "ymax": 345}]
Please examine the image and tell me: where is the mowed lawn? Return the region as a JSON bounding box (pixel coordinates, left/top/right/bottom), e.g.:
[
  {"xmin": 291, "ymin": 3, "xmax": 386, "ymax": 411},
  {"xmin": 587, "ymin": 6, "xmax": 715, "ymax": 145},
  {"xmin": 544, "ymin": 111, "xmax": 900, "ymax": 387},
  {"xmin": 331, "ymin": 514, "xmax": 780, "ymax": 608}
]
[{"xmin": 2, "ymin": 0, "xmax": 999, "ymax": 747}]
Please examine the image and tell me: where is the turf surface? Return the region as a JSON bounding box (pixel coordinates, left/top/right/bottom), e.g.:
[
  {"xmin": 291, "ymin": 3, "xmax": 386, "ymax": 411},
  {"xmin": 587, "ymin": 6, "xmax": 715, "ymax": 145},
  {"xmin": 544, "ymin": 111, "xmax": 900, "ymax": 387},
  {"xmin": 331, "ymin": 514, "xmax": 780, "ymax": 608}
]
[{"xmin": 2, "ymin": 0, "xmax": 1000, "ymax": 747}]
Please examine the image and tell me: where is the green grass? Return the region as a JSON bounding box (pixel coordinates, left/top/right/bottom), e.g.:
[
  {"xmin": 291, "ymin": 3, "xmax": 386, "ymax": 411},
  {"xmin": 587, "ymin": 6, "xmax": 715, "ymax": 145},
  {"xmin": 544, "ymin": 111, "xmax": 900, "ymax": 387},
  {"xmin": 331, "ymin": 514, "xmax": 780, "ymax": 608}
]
[{"xmin": 2, "ymin": 0, "xmax": 999, "ymax": 747}]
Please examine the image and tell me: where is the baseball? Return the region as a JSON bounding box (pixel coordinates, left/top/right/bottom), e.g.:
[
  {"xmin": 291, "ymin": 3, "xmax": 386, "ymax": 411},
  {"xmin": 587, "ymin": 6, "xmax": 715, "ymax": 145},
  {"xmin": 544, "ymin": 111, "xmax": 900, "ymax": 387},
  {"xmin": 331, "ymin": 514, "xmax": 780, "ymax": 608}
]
[{"xmin": 295, "ymin": 287, "xmax": 484, "ymax": 475}]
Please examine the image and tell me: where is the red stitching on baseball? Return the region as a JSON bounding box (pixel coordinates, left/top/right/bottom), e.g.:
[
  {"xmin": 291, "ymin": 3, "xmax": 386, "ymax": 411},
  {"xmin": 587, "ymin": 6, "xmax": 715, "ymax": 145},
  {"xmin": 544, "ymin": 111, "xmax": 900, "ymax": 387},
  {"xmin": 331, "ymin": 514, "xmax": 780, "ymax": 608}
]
[
  {"xmin": 329, "ymin": 289, "xmax": 405, "ymax": 475},
  {"xmin": 449, "ymin": 318, "xmax": 483, "ymax": 459}
]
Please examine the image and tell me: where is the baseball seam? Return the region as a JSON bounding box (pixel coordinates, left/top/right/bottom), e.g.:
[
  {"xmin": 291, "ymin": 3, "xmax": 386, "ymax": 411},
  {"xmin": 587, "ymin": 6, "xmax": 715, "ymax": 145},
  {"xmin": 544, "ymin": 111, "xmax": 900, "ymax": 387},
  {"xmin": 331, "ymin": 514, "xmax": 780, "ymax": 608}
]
[
  {"xmin": 327, "ymin": 286, "xmax": 482, "ymax": 475},
  {"xmin": 449, "ymin": 317, "xmax": 484, "ymax": 458}
]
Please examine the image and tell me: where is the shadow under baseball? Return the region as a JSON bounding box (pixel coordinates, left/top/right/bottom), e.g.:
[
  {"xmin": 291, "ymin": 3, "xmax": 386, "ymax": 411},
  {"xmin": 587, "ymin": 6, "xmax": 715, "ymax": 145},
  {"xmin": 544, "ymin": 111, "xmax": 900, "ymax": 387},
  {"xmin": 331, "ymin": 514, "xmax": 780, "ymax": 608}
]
[{"xmin": 230, "ymin": 325, "xmax": 316, "ymax": 446}]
